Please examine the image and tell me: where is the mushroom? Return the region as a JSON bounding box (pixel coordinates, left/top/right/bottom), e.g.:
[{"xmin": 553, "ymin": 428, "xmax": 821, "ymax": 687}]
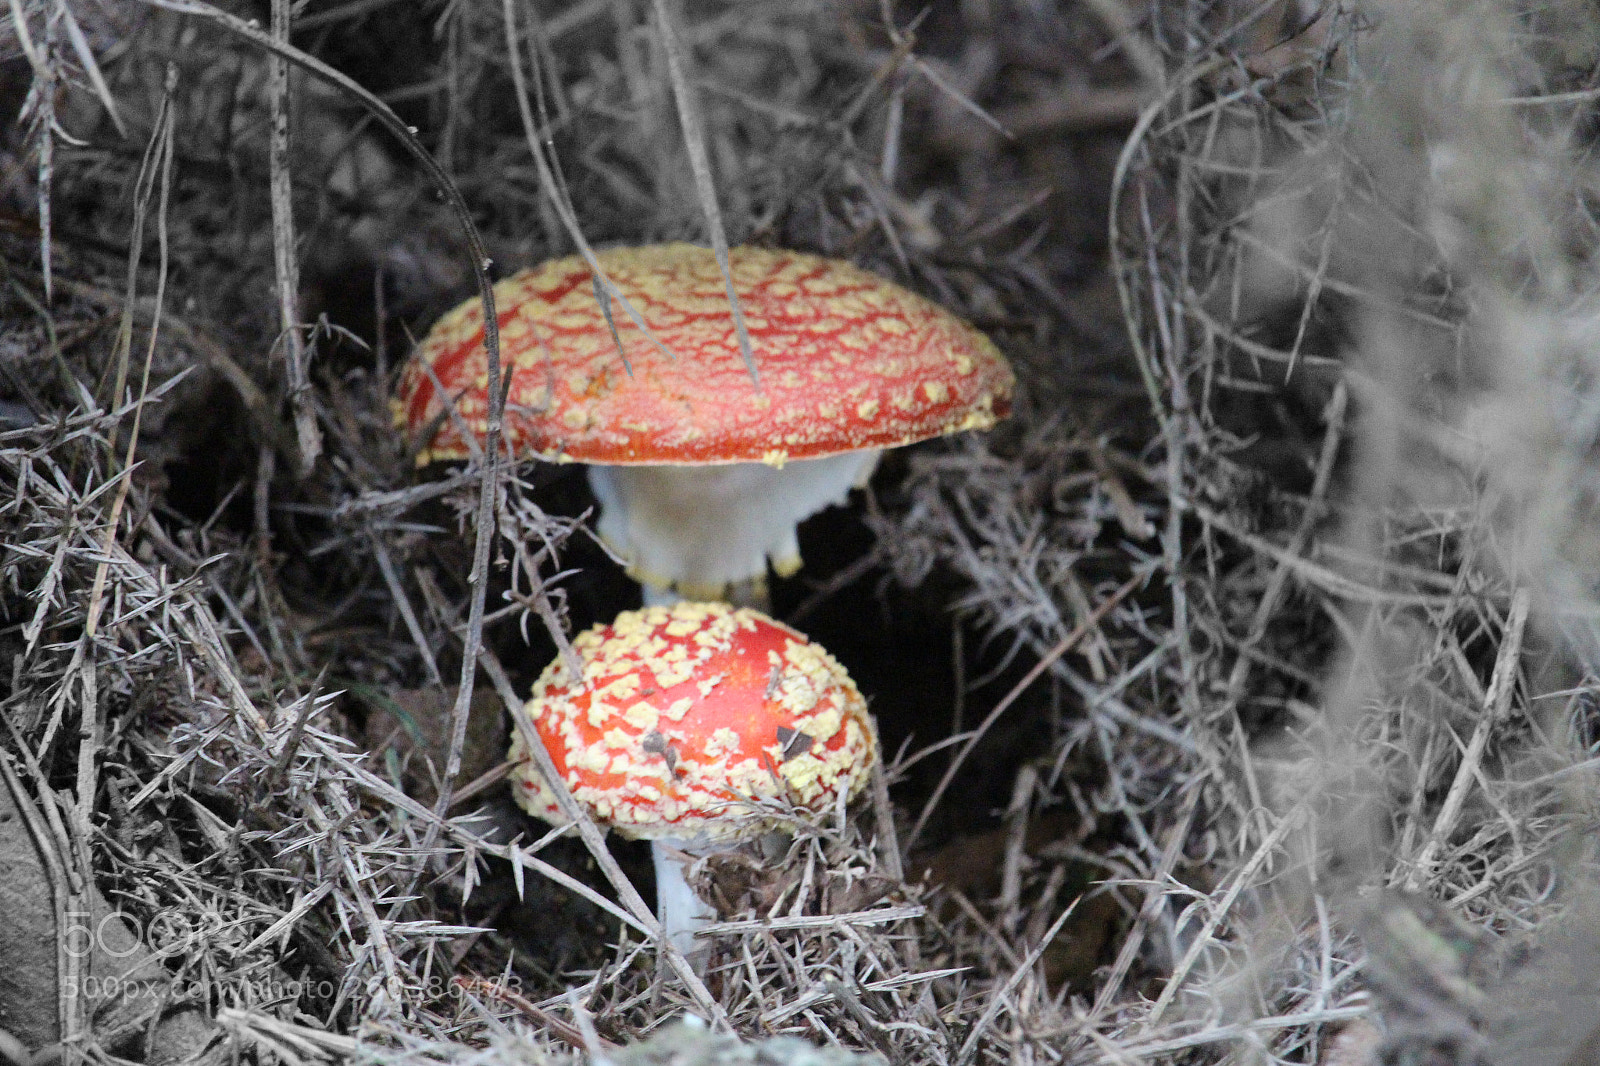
[
  {"xmin": 507, "ymin": 601, "xmax": 877, "ymax": 962},
  {"xmin": 396, "ymin": 243, "xmax": 1014, "ymax": 603}
]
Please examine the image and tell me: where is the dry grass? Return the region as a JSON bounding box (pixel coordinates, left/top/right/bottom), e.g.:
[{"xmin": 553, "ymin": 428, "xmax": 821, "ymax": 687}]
[{"xmin": 4, "ymin": 1, "xmax": 1600, "ymax": 1064}]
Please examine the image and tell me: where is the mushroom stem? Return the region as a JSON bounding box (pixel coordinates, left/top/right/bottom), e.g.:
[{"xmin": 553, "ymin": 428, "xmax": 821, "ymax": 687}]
[
  {"xmin": 651, "ymin": 838, "xmax": 714, "ymax": 964},
  {"xmin": 588, "ymin": 450, "xmax": 880, "ymax": 603}
]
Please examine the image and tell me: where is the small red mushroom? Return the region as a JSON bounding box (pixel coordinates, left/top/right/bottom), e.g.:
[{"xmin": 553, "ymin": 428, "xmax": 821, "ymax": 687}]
[
  {"xmin": 507, "ymin": 601, "xmax": 877, "ymax": 961},
  {"xmin": 396, "ymin": 243, "xmax": 1014, "ymax": 602}
]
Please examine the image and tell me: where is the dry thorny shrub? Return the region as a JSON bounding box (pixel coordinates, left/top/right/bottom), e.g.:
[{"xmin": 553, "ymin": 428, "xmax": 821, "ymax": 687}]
[{"xmin": 4, "ymin": 0, "xmax": 1600, "ymax": 1064}]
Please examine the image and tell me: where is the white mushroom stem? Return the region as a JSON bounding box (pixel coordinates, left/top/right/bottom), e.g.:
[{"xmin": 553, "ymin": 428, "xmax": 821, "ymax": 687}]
[
  {"xmin": 651, "ymin": 838, "xmax": 716, "ymax": 963},
  {"xmin": 587, "ymin": 450, "xmax": 881, "ymax": 603}
]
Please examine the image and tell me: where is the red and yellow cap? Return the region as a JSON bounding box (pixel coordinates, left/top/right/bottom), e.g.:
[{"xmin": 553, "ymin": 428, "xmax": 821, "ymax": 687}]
[
  {"xmin": 397, "ymin": 243, "xmax": 1013, "ymax": 467},
  {"xmin": 508, "ymin": 602, "xmax": 877, "ymax": 841}
]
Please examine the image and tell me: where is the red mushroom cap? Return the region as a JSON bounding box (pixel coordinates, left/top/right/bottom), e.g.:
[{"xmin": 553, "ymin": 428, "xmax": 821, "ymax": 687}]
[
  {"xmin": 397, "ymin": 243, "xmax": 1013, "ymax": 466},
  {"xmin": 508, "ymin": 602, "xmax": 877, "ymax": 842}
]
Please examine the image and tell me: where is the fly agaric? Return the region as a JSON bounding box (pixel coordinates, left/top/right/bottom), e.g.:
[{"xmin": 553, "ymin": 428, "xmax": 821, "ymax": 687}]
[
  {"xmin": 396, "ymin": 243, "xmax": 1014, "ymax": 602},
  {"xmin": 507, "ymin": 601, "xmax": 877, "ymax": 960}
]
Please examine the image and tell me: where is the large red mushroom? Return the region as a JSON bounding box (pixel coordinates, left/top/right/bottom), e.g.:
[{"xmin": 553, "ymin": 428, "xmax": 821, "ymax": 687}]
[
  {"xmin": 507, "ymin": 601, "xmax": 877, "ymax": 962},
  {"xmin": 397, "ymin": 243, "xmax": 1013, "ymax": 602}
]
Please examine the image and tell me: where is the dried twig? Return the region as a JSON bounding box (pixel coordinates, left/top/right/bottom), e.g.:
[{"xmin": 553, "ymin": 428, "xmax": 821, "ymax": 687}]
[
  {"xmin": 1407, "ymin": 588, "xmax": 1532, "ymax": 888},
  {"xmin": 648, "ymin": 0, "xmax": 758, "ymax": 385},
  {"xmin": 268, "ymin": 0, "xmax": 323, "ymax": 473}
]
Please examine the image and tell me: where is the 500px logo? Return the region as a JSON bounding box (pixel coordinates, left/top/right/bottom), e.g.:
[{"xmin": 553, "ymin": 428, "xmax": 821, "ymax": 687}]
[{"xmin": 61, "ymin": 909, "xmax": 223, "ymax": 960}]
